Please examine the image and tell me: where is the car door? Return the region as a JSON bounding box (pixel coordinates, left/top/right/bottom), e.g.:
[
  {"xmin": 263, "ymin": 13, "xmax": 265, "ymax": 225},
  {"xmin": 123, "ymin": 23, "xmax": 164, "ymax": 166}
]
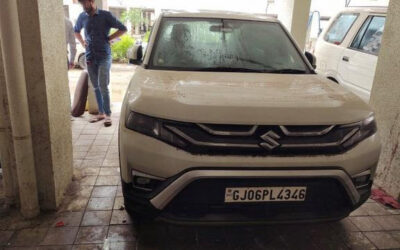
[
  {"xmin": 314, "ymin": 12, "xmax": 359, "ymax": 80},
  {"xmin": 337, "ymin": 15, "xmax": 386, "ymax": 102}
]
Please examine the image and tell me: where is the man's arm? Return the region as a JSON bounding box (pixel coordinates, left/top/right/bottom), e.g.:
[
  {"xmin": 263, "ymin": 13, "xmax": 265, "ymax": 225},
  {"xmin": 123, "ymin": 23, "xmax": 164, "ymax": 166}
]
[
  {"xmin": 108, "ymin": 29, "xmax": 126, "ymax": 42},
  {"xmin": 74, "ymin": 14, "xmax": 86, "ymax": 47},
  {"xmin": 106, "ymin": 12, "xmax": 127, "ymax": 42},
  {"xmin": 75, "ymin": 32, "xmax": 87, "ymax": 47}
]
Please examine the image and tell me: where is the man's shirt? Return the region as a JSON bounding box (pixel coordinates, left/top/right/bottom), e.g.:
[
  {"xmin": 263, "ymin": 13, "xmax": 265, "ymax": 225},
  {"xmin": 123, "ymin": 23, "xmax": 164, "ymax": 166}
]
[{"xmin": 74, "ymin": 9, "xmax": 127, "ymax": 61}]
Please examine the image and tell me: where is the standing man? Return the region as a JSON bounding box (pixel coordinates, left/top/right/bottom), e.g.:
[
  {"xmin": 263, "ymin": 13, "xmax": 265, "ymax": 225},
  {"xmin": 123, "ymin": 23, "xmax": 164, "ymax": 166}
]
[
  {"xmin": 74, "ymin": 0, "xmax": 127, "ymax": 127},
  {"xmin": 65, "ymin": 17, "xmax": 77, "ymax": 70}
]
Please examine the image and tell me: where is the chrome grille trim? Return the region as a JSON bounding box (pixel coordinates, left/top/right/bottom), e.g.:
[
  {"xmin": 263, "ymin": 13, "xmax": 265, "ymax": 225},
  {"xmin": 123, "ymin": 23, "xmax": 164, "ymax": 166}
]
[
  {"xmin": 280, "ymin": 128, "xmax": 359, "ymax": 148},
  {"xmin": 165, "ymin": 125, "xmax": 259, "ymax": 148},
  {"xmin": 280, "ymin": 125, "xmax": 335, "ymax": 136},
  {"xmin": 166, "ymin": 125, "xmax": 360, "ymax": 150},
  {"xmin": 197, "ymin": 124, "xmax": 258, "ymax": 136}
]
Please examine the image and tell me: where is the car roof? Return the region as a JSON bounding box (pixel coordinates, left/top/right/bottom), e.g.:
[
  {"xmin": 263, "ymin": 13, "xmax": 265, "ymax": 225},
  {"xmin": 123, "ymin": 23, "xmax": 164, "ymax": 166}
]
[
  {"xmin": 161, "ymin": 11, "xmax": 279, "ymax": 23},
  {"xmin": 340, "ymin": 6, "xmax": 387, "ymax": 14}
]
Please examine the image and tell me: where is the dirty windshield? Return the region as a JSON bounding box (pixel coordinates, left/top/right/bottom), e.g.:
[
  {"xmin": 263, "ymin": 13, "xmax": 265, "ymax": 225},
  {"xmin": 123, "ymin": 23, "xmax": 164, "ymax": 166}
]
[{"xmin": 150, "ymin": 17, "xmax": 310, "ymax": 73}]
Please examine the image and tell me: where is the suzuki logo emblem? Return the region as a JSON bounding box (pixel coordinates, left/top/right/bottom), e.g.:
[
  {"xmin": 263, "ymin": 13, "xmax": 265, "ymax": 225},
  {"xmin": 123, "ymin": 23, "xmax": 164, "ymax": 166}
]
[{"xmin": 260, "ymin": 130, "xmax": 281, "ymax": 150}]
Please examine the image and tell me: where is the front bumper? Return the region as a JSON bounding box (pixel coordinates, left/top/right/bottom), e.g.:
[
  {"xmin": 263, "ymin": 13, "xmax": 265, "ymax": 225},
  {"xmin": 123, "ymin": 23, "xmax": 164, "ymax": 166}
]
[
  {"xmin": 122, "ymin": 168, "xmax": 371, "ymax": 224},
  {"xmin": 119, "ymin": 127, "xmax": 379, "ymax": 223}
]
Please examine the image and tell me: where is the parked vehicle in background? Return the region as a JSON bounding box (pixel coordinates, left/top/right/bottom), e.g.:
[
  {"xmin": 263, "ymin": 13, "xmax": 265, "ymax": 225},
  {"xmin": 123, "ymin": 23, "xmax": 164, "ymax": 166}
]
[
  {"xmin": 75, "ymin": 40, "xmax": 86, "ymax": 69},
  {"xmin": 120, "ymin": 11, "xmax": 381, "ymax": 224},
  {"xmin": 314, "ymin": 7, "xmax": 387, "ymax": 102}
]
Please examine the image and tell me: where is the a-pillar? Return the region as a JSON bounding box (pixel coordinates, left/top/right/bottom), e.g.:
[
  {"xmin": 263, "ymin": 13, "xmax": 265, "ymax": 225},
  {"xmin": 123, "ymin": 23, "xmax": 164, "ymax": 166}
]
[
  {"xmin": 370, "ymin": 0, "xmax": 400, "ymax": 198},
  {"xmin": 276, "ymin": 0, "xmax": 312, "ymax": 50}
]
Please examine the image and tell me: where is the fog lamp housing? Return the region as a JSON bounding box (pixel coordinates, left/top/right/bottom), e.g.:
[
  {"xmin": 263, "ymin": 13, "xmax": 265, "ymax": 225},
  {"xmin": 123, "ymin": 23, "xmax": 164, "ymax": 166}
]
[
  {"xmin": 352, "ymin": 170, "xmax": 371, "ymax": 189},
  {"xmin": 132, "ymin": 170, "xmax": 165, "ymax": 192}
]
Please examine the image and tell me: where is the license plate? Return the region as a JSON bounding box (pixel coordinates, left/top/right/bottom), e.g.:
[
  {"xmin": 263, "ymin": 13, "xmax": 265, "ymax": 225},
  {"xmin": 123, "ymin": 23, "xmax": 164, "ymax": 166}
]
[{"xmin": 224, "ymin": 186, "xmax": 307, "ymax": 203}]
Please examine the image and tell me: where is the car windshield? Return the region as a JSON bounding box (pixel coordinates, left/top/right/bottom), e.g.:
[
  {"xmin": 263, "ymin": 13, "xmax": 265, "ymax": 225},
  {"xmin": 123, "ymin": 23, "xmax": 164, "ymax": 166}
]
[{"xmin": 149, "ymin": 17, "xmax": 310, "ymax": 73}]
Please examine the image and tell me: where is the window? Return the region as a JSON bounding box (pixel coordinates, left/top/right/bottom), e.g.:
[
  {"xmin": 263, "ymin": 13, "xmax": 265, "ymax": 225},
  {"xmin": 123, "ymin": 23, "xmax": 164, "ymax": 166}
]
[
  {"xmin": 324, "ymin": 13, "xmax": 358, "ymax": 44},
  {"xmin": 350, "ymin": 16, "xmax": 386, "ymax": 55},
  {"xmin": 150, "ymin": 18, "xmax": 309, "ymax": 73}
]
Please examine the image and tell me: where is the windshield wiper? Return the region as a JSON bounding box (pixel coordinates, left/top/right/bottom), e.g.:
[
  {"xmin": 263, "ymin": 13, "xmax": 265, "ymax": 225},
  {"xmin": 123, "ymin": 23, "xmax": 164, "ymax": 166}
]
[
  {"xmin": 267, "ymin": 68, "xmax": 307, "ymax": 74},
  {"xmin": 194, "ymin": 67, "xmax": 267, "ymax": 73}
]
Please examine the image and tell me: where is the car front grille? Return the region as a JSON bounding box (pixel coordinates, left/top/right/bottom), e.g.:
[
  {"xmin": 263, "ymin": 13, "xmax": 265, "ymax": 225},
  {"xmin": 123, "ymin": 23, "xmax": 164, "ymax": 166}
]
[{"xmin": 164, "ymin": 121, "xmax": 360, "ymax": 156}]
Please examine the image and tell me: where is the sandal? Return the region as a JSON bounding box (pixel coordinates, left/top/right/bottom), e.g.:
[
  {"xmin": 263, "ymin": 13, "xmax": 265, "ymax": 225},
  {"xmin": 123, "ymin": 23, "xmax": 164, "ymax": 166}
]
[
  {"xmin": 89, "ymin": 115, "xmax": 105, "ymax": 123},
  {"xmin": 104, "ymin": 117, "xmax": 112, "ymax": 127}
]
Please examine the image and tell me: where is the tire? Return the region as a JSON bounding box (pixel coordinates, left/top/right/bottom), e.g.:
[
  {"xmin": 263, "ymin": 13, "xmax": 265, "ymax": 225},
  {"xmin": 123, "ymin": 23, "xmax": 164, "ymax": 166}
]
[{"xmin": 78, "ymin": 53, "xmax": 87, "ymax": 69}]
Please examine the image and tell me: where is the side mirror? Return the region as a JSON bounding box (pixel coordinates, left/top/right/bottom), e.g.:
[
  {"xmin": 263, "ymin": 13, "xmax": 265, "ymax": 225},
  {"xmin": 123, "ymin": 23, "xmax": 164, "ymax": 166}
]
[
  {"xmin": 305, "ymin": 51, "xmax": 317, "ymax": 69},
  {"xmin": 127, "ymin": 45, "xmax": 143, "ymax": 65}
]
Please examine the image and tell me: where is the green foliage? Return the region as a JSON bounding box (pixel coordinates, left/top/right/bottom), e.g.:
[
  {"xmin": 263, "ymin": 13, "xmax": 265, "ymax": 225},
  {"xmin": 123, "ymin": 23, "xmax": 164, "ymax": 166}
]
[
  {"xmin": 111, "ymin": 34, "xmax": 135, "ymax": 62},
  {"xmin": 121, "ymin": 8, "xmax": 148, "ymax": 27},
  {"xmin": 144, "ymin": 30, "xmax": 151, "ymax": 42}
]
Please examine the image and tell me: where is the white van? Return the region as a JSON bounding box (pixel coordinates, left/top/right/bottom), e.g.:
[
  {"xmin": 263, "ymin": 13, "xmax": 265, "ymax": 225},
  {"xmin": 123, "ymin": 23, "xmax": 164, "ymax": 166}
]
[{"xmin": 314, "ymin": 7, "xmax": 386, "ymax": 102}]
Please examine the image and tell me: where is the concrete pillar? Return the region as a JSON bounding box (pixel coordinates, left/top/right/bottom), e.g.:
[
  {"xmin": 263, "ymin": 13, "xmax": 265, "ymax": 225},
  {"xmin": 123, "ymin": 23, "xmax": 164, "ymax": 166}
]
[
  {"xmin": 0, "ymin": 41, "xmax": 19, "ymax": 207},
  {"xmin": 15, "ymin": 0, "xmax": 73, "ymax": 210},
  {"xmin": 370, "ymin": 0, "xmax": 400, "ymax": 198},
  {"xmin": 0, "ymin": 0, "xmax": 40, "ymax": 218},
  {"xmin": 276, "ymin": 0, "xmax": 312, "ymax": 50}
]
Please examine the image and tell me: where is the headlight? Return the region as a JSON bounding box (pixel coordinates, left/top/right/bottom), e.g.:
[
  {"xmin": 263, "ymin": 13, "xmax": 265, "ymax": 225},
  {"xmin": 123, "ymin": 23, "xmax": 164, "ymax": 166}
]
[
  {"xmin": 342, "ymin": 115, "xmax": 377, "ymax": 149},
  {"xmin": 125, "ymin": 112, "xmax": 187, "ymax": 148}
]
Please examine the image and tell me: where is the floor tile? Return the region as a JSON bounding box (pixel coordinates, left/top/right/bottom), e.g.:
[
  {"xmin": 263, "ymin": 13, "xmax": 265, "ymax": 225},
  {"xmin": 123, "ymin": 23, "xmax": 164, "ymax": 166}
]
[
  {"xmin": 81, "ymin": 211, "xmax": 112, "ymax": 226},
  {"xmin": 78, "ymin": 135, "xmax": 96, "ymax": 140},
  {"xmin": 40, "ymin": 227, "xmax": 79, "ymax": 245},
  {"xmin": 107, "ymin": 225, "xmax": 136, "ymax": 242},
  {"xmin": 99, "ymin": 168, "xmax": 120, "ymax": 176},
  {"xmin": 102, "ymin": 159, "xmax": 119, "ymax": 167},
  {"xmin": 343, "ymin": 232, "xmax": 376, "ymax": 250},
  {"xmin": 361, "ymin": 203, "xmax": 392, "ymax": 216},
  {"xmin": 372, "ymin": 215, "xmax": 400, "ymax": 230},
  {"xmin": 79, "ymin": 176, "xmax": 97, "ymax": 186},
  {"xmin": 113, "ymin": 197, "xmax": 124, "ymax": 210},
  {"xmin": 77, "ymin": 186, "xmax": 94, "ymax": 198},
  {"xmin": 95, "ymin": 176, "xmax": 119, "ymax": 186},
  {"xmin": 74, "ymin": 146, "xmax": 90, "ymax": 152},
  {"xmin": 71, "ymin": 244, "xmax": 103, "ymax": 250},
  {"xmin": 110, "ymin": 210, "xmax": 132, "ymax": 225},
  {"xmin": 75, "ymin": 167, "xmax": 100, "ymax": 176},
  {"xmin": 81, "ymin": 159, "xmax": 104, "ymax": 168},
  {"xmin": 350, "ymin": 217, "xmax": 384, "ymax": 231},
  {"xmin": 85, "ymin": 152, "xmax": 106, "ymax": 160},
  {"xmin": 74, "ymin": 140, "xmax": 94, "ymax": 146},
  {"xmin": 364, "ymin": 231, "xmax": 400, "ymax": 249},
  {"xmin": 10, "ymin": 228, "xmax": 48, "ymax": 247},
  {"xmin": 91, "ymin": 186, "xmax": 117, "ymax": 198},
  {"xmin": 52, "ymin": 212, "xmax": 83, "ymax": 227},
  {"xmin": 116, "ymin": 186, "xmax": 123, "ymax": 197},
  {"xmin": 37, "ymin": 246, "xmax": 73, "ymax": 250},
  {"xmin": 63, "ymin": 196, "xmax": 89, "ymax": 212},
  {"xmin": 107, "ymin": 241, "xmax": 136, "ymax": 250},
  {"xmin": 89, "ymin": 146, "xmax": 109, "ymax": 153},
  {"xmin": 75, "ymin": 226, "xmax": 108, "ymax": 244},
  {"xmin": 87, "ymin": 197, "xmax": 114, "ymax": 211},
  {"xmin": 0, "ymin": 231, "xmax": 14, "ymax": 246}
]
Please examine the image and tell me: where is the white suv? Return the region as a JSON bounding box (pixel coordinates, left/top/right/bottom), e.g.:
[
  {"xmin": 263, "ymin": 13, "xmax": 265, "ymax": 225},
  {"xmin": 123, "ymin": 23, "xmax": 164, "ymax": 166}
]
[
  {"xmin": 315, "ymin": 7, "xmax": 387, "ymax": 102},
  {"xmin": 120, "ymin": 11, "xmax": 381, "ymax": 223}
]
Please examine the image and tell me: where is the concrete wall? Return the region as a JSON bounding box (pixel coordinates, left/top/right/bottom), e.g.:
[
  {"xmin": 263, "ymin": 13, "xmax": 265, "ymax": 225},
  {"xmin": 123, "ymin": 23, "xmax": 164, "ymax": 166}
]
[{"xmin": 370, "ymin": 0, "xmax": 400, "ymax": 198}]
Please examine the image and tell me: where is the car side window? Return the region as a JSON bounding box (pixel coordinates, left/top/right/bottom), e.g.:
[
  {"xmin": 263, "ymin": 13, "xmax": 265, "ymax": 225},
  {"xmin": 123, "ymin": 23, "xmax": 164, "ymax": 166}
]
[
  {"xmin": 324, "ymin": 13, "xmax": 358, "ymax": 45},
  {"xmin": 350, "ymin": 16, "xmax": 386, "ymax": 55}
]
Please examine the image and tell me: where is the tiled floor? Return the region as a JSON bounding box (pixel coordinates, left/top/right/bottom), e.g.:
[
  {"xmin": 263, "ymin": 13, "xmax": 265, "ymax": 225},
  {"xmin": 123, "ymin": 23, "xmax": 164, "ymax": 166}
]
[{"xmin": 1, "ymin": 111, "xmax": 400, "ymax": 249}]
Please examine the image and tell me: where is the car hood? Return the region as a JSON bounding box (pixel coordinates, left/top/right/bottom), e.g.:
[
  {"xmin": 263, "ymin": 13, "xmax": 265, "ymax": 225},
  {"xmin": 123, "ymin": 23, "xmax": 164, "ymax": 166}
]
[{"xmin": 125, "ymin": 68, "xmax": 373, "ymax": 125}]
